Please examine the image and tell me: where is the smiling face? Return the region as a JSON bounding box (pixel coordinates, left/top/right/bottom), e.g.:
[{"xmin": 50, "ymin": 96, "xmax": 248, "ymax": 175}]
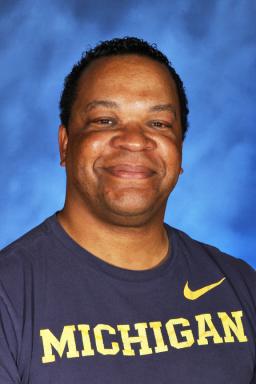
[{"xmin": 59, "ymin": 54, "xmax": 183, "ymax": 227}]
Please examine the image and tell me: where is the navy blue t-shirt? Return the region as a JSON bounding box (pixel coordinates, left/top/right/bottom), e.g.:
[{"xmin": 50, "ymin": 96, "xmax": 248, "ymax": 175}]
[{"xmin": 0, "ymin": 214, "xmax": 255, "ymax": 383}]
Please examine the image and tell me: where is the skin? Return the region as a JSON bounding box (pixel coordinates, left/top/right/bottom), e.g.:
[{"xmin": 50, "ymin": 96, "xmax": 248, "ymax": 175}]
[{"xmin": 58, "ymin": 54, "xmax": 183, "ymax": 270}]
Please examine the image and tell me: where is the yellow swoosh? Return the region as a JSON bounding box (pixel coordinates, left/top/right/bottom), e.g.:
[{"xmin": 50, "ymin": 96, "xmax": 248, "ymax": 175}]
[{"xmin": 184, "ymin": 277, "xmax": 226, "ymax": 300}]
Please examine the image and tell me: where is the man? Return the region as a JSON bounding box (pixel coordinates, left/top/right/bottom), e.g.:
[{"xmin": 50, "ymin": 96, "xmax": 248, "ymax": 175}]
[{"xmin": 0, "ymin": 37, "xmax": 255, "ymax": 383}]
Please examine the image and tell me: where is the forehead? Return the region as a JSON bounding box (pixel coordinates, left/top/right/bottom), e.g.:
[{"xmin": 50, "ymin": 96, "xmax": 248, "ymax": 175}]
[{"xmin": 76, "ymin": 54, "xmax": 178, "ymax": 101}]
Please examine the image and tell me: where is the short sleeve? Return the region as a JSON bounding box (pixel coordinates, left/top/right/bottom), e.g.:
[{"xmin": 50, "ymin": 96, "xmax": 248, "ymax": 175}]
[{"xmin": 0, "ymin": 285, "xmax": 21, "ymax": 383}]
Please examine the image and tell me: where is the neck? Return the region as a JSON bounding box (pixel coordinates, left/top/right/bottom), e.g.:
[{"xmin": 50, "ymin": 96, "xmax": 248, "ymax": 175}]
[{"xmin": 57, "ymin": 202, "xmax": 170, "ymax": 271}]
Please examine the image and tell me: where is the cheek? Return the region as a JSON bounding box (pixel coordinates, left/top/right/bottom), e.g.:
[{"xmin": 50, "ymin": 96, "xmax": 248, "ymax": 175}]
[
  {"xmin": 68, "ymin": 133, "xmax": 109, "ymax": 170},
  {"xmin": 159, "ymin": 137, "xmax": 182, "ymax": 168}
]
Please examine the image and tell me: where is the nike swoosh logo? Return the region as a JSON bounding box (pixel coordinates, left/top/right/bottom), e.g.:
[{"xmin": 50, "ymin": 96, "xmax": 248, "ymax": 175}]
[{"xmin": 184, "ymin": 277, "xmax": 226, "ymax": 300}]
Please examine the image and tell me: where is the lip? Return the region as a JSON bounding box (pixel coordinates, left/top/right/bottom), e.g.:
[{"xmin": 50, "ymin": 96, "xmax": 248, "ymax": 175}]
[{"xmin": 102, "ymin": 164, "xmax": 156, "ymax": 179}]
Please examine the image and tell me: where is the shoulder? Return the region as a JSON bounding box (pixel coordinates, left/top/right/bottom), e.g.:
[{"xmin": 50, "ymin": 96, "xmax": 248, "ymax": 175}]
[
  {"xmin": 1, "ymin": 215, "xmax": 55, "ymax": 260},
  {"xmin": 168, "ymin": 224, "xmax": 253, "ymax": 266},
  {"xmin": 171, "ymin": 228, "xmax": 256, "ymax": 308},
  {"xmin": 0, "ymin": 215, "xmax": 56, "ymax": 291},
  {"xmin": 169, "ymin": 227, "xmax": 256, "ymax": 293},
  {"xmin": 0, "ymin": 216, "xmax": 53, "ymax": 258}
]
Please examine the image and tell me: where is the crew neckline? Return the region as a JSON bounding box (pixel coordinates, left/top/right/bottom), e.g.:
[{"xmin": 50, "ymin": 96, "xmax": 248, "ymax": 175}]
[{"xmin": 45, "ymin": 213, "xmax": 178, "ymax": 282}]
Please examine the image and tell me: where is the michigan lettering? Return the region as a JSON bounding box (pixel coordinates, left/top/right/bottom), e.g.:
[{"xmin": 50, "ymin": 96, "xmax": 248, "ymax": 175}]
[{"xmin": 40, "ymin": 310, "xmax": 248, "ymax": 363}]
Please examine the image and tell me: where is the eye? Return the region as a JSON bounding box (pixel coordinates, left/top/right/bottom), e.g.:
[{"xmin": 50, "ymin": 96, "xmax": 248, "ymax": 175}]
[
  {"xmin": 150, "ymin": 120, "xmax": 172, "ymax": 129},
  {"xmin": 94, "ymin": 118, "xmax": 115, "ymax": 125}
]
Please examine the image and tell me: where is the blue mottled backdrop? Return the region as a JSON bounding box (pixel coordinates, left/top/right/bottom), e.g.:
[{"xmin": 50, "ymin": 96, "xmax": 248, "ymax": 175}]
[{"xmin": 1, "ymin": 0, "xmax": 255, "ymax": 266}]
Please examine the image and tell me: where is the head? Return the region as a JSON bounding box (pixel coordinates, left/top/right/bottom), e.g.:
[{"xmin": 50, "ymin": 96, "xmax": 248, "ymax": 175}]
[
  {"xmin": 60, "ymin": 37, "xmax": 189, "ymax": 140},
  {"xmin": 58, "ymin": 37, "xmax": 189, "ymax": 227}
]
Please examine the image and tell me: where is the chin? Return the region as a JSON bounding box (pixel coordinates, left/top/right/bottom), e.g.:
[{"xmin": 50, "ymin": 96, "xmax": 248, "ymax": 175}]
[
  {"xmin": 106, "ymin": 197, "xmax": 155, "ymax": 215},
  {"xmin": 99, "ymin": 199, "xmax": 165, "ymax": 227},
  {"xmin": 102, "ymin": 212, "xmax": 158, "ymax": 228}
]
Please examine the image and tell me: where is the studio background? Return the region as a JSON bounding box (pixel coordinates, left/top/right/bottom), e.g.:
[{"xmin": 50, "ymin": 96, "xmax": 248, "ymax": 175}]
[{"xmin": 1, "ymin": 0, "xmax": 255, "ymax": 267}]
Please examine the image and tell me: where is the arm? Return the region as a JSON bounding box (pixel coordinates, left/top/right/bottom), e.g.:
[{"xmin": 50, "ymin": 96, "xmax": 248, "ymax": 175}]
[{"xmin": 0, "ymin": 294, "xmax": 21, "ymax": 383}]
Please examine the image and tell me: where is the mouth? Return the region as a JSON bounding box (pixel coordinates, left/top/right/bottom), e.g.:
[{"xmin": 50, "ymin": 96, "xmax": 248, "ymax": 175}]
[{"xmin": 102, "ymin": 164, "xmax": 156, "ymax": 179}]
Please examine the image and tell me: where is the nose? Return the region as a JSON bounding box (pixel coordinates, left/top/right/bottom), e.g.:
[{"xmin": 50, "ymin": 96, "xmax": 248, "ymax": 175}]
[{"xmin": 110, "ymin": 122, "xmax": 156, "ymax": 152}]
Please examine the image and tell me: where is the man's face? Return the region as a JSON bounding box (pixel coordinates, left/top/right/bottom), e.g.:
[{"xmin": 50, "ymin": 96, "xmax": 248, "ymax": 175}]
[{"xmin": 59, "ymin": 54, "xmax": 183, "ymax": 226}]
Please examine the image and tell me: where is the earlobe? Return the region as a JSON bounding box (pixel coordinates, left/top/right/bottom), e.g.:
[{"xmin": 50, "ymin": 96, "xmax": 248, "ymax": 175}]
[{"xmin": 58, "ymin": 125, "xmax": 68, "ymax": 167}]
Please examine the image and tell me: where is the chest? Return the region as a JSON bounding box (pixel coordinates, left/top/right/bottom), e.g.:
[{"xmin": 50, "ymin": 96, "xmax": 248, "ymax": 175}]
[{"xmin": 25, "ymin": 265, "xmax": 255, "ymax": 383}]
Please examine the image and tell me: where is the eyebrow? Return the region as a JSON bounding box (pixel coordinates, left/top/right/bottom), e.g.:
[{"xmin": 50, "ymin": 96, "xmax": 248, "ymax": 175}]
[
  {"xmin": 84, "ymin": 100, "xmax": 176, "ymax": 117},
  {"xmin": 149, "ymin": 104, "xmax": 177, "ymax": 117},
  {"xmin": 84, "ymin": 100, "xmax": 119, "ymax": 111}
]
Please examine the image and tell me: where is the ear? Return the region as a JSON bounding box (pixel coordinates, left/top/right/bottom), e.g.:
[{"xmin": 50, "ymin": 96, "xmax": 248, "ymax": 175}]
[
  {"xmin": 58, "ymin": 125, "xmax": 68, "ymax": 166},
  {"xmin": 180, "ymin": 167, "xmax": 184, "ymax": 175}
]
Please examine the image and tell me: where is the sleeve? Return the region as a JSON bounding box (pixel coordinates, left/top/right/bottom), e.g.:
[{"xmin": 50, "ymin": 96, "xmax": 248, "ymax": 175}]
[
  {"xmin": 0, "ymin": 244, "xmax": 38, "ymax": 384},
  {"xmin": 0, "ymin": 288, "xmax": 21, "ymax": 383},
  {"xmin": 250, "ymin": 371, "xmax": 256, "ymax": 384}
]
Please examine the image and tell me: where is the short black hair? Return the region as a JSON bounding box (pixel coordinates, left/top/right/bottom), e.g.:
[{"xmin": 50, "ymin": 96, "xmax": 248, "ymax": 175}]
[{"xmin": 59, "ymin": 37, "xmax": 189, "ymax": 140}]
